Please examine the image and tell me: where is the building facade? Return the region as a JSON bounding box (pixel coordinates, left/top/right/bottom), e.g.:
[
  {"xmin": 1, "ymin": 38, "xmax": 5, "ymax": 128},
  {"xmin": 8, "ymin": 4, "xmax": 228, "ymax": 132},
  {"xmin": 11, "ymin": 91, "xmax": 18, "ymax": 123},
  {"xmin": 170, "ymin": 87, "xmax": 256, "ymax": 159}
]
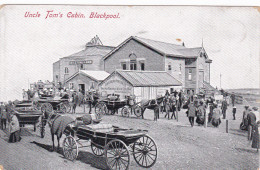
[
  {"xmin": 99, "ymin": 70, "xmax": 182, "ymax": 102},
  {"xmin": 53, "ymin": 36, "xmax": 114, "ymax": 87},
  {"xmin": 103, "ymin": 36, "xmax": 212, "ymax": 94}
]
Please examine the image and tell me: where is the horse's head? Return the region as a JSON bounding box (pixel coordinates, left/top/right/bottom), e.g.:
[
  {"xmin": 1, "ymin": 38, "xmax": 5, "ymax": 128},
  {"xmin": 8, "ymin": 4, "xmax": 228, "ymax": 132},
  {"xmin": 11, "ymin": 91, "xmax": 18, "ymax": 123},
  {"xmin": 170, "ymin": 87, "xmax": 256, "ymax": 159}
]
[{"xmin": 156, "ymin": 96, "xmax": 165, "ymax": 104}]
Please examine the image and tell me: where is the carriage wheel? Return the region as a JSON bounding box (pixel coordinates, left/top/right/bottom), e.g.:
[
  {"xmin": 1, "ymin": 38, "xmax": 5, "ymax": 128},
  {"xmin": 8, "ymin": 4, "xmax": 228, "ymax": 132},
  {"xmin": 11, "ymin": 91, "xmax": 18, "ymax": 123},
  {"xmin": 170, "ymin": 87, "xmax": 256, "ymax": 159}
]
[
  {"xmin": 97, "ymin": 103, "xmax": 108, "ymax": 115},
  {"xmin": 95, "ymin": 102, "xmax": 101, "ymax": 114},
  {"xmin": 59, "ymin": 103, "xmax": 67, "ymax": 114},
  {"xmin": 134, "ymin": 105, "xmax": 142, "ymax": 118},
  {"xmin": 105, "ymin": 139, "xmax": 130, "ymax": 170},
  {"xmin": 133, "ymin": 135, "xmax": 157, "ymax": 168},
  {"xmin": 91, "ymin": 142, "xmax": 104, "ymax": 156},
  {"xmin": 121, "ymin": 106, "xmax": 130, "ymax": 117},
  {"xmin": 63, "ymin": 136, "xmax": 79, "ymax": 161}
]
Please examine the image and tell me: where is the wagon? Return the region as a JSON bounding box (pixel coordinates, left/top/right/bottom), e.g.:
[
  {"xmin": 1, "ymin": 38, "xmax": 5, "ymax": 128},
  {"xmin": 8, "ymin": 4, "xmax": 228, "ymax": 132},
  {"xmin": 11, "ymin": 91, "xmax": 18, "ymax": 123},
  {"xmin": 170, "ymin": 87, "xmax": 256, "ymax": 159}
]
[
  {"xmin": 37, "ymin": 98, "xmax": 70, "ymax": 114},
  {"xmin": 95, "ymin": 94, "xmax": 127, "ymax": 116},
  {"xmin": 63, "ymin": 123, "xmax": 158, "ymax": 170},
  {"xmin": 13, "ymin": 101, "xmax": 45, "ymax": 138}
]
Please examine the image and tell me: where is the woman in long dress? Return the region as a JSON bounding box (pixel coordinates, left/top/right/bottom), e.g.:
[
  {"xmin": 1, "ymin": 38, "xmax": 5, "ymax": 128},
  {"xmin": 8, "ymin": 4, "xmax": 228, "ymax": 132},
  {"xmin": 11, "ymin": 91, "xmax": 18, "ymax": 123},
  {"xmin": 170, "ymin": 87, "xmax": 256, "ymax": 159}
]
[
  {"xmin": 211, "ymin": 104, "xmax": 221, "ymax": 127},
  {"xmin": 9, "ymin": 113, "xmax": 21, "ymax": 143}
]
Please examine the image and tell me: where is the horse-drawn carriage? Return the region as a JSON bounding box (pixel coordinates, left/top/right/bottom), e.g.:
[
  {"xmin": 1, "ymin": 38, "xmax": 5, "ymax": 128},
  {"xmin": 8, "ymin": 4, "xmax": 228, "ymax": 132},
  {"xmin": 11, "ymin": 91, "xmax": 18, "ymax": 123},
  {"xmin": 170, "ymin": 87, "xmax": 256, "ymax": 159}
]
[
  {"xmin": 12, "ymin": 100, "xmax": 45, "ymax": 138},
  {"xmin": 94, "ymin": 94, "xmax": 143, "ymax": 118},
  {"xmin": 36, "ymin": 98, "xmax": 71, "ymax": 114},
  {"xmin": 63, "ymin": 122, "xmax": 158, "ymax": 170}
]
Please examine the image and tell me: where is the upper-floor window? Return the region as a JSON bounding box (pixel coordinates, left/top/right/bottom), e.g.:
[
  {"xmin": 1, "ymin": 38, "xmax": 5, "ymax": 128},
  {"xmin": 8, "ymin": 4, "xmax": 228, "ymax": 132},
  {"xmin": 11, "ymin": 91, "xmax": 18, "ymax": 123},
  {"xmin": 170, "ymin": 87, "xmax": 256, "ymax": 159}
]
[
  {"xmin": 65, "ymin": 67, "xmax": 69, "ymax": 74},
  {"xmin": 188, "ymin": 69, "xmax": 192, "ymax": 80},
  {"xmin": 130, "ymin": 61, "xmax": 137, "ymax": 70},
  {"xmin": 121, "ymin": 62, "xmax": 126, "ymax": 70},
  {"xmin": 141, "ymin": 62, "xmax": 145, "ymax": 71},
  {"xmin": 129, "ymin": 52, "xmax": 137, "ymax": 70}
]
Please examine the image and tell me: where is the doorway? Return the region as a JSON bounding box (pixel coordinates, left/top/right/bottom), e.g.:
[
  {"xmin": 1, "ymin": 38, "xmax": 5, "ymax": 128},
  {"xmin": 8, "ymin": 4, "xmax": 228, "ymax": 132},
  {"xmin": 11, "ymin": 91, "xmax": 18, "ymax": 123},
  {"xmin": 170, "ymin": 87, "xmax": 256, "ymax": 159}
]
[{"xmin": 78, "ymin": 84, "xmax": 85, "ymax": 95}]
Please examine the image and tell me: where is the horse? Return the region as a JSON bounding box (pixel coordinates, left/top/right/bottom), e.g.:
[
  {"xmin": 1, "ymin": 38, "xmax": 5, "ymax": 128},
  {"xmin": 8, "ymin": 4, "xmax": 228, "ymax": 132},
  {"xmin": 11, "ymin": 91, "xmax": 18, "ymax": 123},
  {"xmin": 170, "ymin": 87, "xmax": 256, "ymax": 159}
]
[
  {"xmin": 43, "ymin": 111, "xmax": 74, "ymax": 152},
  {"xmin": 139, "ymin": 96, "xmax": 165, "ymax": 119}
]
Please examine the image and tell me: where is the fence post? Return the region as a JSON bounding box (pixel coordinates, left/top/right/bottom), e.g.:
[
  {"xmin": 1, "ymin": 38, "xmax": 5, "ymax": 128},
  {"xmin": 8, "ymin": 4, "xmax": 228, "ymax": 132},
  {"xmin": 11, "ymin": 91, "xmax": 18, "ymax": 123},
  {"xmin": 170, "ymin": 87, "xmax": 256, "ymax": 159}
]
[
  {"xmin": 176, "ymin": 110, "xmax": 178, "ymax": 122},
  {"xmin": 204, "ymin": 112, "xmax": 207, "ymax": 128},
  {"xmin": 226, "ymin": 120, "xmax": 228, "ymax": 133}
]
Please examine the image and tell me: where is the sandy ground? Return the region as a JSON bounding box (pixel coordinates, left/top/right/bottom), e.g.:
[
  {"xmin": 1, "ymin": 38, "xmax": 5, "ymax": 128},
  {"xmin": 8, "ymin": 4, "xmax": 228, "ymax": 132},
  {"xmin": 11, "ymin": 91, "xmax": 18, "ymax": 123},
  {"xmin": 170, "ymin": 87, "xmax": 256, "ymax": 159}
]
[{"xmin": 0, "ymin": 104, "xmax": 259, "ymax": 170}]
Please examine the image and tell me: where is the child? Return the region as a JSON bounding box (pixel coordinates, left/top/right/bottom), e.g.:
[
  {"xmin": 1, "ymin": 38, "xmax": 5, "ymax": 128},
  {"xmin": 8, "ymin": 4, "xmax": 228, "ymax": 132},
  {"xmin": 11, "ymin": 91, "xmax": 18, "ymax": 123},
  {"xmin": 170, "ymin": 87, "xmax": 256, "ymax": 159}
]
[{"xmin": 232, "ymin": 106, "xmax": 237, "ymax": 120}]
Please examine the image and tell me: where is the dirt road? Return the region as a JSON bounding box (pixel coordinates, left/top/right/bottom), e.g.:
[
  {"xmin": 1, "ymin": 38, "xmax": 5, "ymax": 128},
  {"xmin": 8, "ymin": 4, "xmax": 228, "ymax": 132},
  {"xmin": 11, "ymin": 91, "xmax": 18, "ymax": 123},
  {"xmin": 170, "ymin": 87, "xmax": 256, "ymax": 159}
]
[{"xmin": 0, "ymin": 104, "xmax": 259, "ymax": 170}]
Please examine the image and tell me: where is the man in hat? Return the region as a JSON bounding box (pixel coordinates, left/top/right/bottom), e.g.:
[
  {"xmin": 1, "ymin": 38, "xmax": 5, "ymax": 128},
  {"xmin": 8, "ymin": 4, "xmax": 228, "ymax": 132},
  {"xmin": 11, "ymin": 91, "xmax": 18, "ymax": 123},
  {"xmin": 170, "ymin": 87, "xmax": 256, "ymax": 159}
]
[
  {"xmin": 9, "ymin": 113, "xmax": 21, "ymax": 143},
  {"xmin": 221, "ymin": 97, "xmax": 228, "ymax": 119}
]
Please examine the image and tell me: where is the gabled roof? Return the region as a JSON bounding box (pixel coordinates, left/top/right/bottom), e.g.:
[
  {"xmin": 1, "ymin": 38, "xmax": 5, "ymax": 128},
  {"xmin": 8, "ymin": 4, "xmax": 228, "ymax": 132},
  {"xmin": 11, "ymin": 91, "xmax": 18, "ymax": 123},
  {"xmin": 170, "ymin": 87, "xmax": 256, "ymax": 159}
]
[
  {"xmin": 65, "ymin": 70, "xmax": 110, "ymax": 83},
  {"xmin": 100, "ymin": 70, "xmax": 182, "ymax": 87},
  {"xmin": 103, "ymin": 36, "xmax": 204, "ymax": 60},
  {"xmin": 63, "ymin": 46, "xmax": 114, "ymax": 60}
]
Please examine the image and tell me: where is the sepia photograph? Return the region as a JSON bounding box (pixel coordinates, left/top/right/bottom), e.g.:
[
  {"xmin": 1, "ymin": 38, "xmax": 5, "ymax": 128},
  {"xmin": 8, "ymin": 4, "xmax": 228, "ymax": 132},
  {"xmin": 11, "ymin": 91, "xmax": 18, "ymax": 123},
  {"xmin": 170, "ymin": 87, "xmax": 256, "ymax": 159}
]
[{"xmin": 0, "ymin": 5, "xmax": 259, "ymax": 170}]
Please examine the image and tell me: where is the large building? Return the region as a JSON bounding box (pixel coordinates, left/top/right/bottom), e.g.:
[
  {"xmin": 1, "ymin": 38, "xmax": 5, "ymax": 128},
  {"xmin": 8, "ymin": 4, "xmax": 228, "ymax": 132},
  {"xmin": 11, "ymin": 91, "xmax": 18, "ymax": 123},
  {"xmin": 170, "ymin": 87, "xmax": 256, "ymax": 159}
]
[
  {"xmin": 53, "ymin": 35, "xmax": 114, "ymax": 88},
  {"xmin": 103, "ymin": 36, "xmax": 213, "ymax": 94},
  {"xmin": 53, "ymin": 35, "xmax": 214, "ymax": 95}
]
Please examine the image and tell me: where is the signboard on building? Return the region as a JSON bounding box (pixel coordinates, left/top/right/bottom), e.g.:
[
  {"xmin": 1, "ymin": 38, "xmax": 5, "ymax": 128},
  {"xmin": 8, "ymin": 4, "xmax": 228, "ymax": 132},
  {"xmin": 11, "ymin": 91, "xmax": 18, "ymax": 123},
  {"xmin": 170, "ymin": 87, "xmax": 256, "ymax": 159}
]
[
  {"xmin": 99, "ymin": 75, "xmax": 132, "ymax": 97},
  {"xmin": 69, "ymin": 60, "xmax": 93, "ymax": 65}
]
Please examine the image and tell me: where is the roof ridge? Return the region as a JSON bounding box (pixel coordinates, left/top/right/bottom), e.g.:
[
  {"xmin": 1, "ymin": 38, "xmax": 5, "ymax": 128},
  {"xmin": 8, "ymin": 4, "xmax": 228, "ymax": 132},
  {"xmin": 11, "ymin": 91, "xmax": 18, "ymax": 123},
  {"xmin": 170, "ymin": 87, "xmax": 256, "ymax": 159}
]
[{"xmin": 134, "ymin": 36, "xmax": 186, "ymax": 48}]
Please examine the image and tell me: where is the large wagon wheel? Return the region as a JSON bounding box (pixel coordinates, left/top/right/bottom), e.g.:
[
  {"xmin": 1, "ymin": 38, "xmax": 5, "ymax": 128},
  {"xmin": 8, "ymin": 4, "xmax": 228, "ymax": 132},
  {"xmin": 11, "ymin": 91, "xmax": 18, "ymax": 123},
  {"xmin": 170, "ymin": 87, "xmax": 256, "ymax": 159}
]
[
  {"xmin": 133, "ymin": 135, "xmax": 157, "ymax": 168},
  {"xmin": 63, "ymin": 136, "xmax": 79, "ymax": 161},
  {"xmin": 105, "ymin": 139, "xmax": 130, "ymax": 170},
  {"xmin": 91, "ymin": 142, "xmax": 104, "ymax": 156},
  {"xmin": 95, "ymin": 102, "xmax": 102, "ymax": 114},
  {"xmin": 58, "ymin": 103, "xmax": 67, "ymax": 114},
  {"xmin": 134, "ymin": 105, "xmax": 142, "ymax": 118},
  {"xmin": 41, "ymin": 103, "xmax": 53, "ymax": 113},
  {"xmin": 121, "ymin": 106, "xmax": 130, "ymax": 117},
  {"xmin": 96, "ymin": 103, "xmax": 108, "ymax": 116}
]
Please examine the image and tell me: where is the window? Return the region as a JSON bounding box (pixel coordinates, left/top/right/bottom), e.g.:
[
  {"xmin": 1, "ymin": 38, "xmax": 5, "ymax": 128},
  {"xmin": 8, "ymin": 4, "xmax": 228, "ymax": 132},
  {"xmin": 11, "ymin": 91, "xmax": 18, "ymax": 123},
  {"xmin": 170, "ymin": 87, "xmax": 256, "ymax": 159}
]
[
  {"xmin": 65, "ymin": 67, "xmax": 69, "ymax": 74},
  {"xmin": 168, "ymin": 63, "xmax": 172, "ymax": 70},
  {"xmin": 122, "ymin": 63, "xmax": 126, "ymax": 70},
  {"xmin": 141, "ymin": 62, "xmax": 145, "ymax": 71},
  {"xmin": 188, "ymin": 69, "xmax": 192, "ymax": 80},
  {"xmin": 130, "ymin": 60, "xmax": 137, "ymax": 70},
  {"xmin": 129, "ymin": 52, "xmax": 137, "ymax": 70},
  {"xmin": 56, "ymin": 75, "xmax": 58, "ymax": 79},
  {"xmin": 69, "ymin": 83, "xmax": 74, "ymax": 89},
  {"xmin": 80, "ymin": 64, "xmax": 84, "ymax": 70}
]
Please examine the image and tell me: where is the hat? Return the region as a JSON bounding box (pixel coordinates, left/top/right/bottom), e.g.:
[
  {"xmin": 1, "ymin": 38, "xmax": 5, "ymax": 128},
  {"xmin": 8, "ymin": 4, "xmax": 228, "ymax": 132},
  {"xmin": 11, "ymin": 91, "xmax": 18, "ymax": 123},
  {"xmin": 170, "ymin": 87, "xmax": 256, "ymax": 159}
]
[{"xmin": 252, "ymin": 107, "xmax": 258, "ymax": 111}]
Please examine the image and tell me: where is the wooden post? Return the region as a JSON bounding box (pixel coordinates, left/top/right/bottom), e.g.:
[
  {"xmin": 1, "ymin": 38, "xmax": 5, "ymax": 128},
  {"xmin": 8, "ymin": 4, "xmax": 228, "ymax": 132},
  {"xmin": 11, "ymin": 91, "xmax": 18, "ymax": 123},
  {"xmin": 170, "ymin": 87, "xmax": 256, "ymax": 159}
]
[
  {"xmin": 204, "ymin": 112, "xmax": 207, "ymax": 128},
  {"xmin": 176, "ymin": 110, "xmax": 178, "ymax": 122},
  {"xmin": 226, "ymin": 120, "xmax": 228, "ymax": 133}
]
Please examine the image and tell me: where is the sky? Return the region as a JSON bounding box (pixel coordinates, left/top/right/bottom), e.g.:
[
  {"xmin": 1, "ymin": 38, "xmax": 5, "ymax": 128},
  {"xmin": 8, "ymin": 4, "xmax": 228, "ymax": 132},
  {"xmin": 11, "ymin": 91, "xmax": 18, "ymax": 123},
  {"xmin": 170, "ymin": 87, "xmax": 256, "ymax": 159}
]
[{"xmin": 0, "ymin": 5, "xmax": 259, "ymax": 101}]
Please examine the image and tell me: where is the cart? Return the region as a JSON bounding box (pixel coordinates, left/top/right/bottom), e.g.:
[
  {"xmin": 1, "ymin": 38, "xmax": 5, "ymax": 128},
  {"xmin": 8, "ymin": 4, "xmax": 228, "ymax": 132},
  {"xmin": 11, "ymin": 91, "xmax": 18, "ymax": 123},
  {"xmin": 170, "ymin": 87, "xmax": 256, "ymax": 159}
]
[
  {"xmin": 13, "ymin": 101, "xmax": 45, "ymax": 138},
  {"xmin": 63, "ymin": 123, "xmax": 158, "ymax": 170},
  {"xmin": 37, "ymin": 98, "xmax": 70, "ymax": 114}
]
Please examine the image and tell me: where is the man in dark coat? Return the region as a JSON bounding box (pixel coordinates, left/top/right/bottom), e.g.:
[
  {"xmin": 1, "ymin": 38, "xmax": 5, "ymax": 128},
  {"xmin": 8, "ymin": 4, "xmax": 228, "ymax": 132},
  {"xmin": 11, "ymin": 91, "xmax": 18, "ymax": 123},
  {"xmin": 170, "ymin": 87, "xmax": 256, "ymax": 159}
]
[
  {"xmin": 188, "ymin": 102, "xmax": 196, "ymax": 127},
  {"xmin": 231, "ymin": 92, "xmax": 235, "ymax": 107},
  {"xmin": 247, "ymin": 108, "xmax": 256, "ymax": 140},
  {"xmin": 221, "ymin": 98, "xmax": 228, "ymax": 119}
]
